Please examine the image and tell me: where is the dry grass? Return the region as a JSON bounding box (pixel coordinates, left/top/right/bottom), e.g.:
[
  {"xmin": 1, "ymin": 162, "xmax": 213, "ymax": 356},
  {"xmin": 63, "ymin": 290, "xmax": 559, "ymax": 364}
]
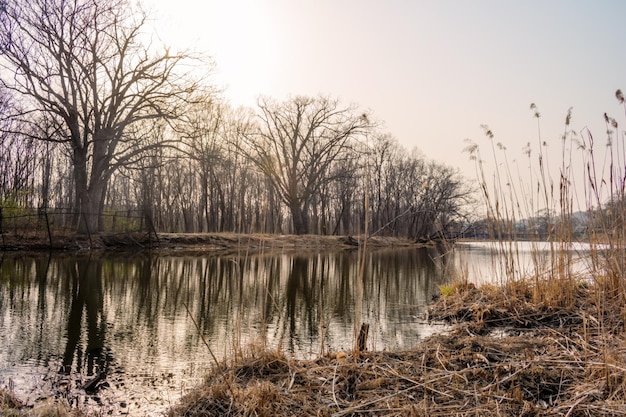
[
  {"xmin": 168, "ymin": 280, "xmax": 626, "ymax": 417},
  {"xmin": 0, "ymin": 391, "xmax": 92, "ymax": 417},
  {"xmin": 1, "ymin": 389, "xmax": 23, "ymax": 416},
  {"xmin": 430, "ymin": 279, "xmax": 591, "ymax": 334}
]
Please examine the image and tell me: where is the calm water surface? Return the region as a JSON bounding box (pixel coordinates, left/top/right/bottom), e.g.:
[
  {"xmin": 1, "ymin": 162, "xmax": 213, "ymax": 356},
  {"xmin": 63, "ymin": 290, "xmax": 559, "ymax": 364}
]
[
  {"xmin": 0, "ymin": 241, "xmax": 600, "ymax": 415},
  {"xmin": 0, "ymin": 246, "xmax": 452, "ymax": 415},
  {"xmin": 454, "ymin": 240, "xmax": 603, "ymax": 284}
]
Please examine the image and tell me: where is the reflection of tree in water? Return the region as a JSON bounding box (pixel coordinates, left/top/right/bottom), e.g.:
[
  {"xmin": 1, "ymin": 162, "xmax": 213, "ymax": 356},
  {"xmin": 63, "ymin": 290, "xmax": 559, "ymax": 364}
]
[
  {"xmin": 333, "ymin": 251, "xmax": 357, "ymax": 320},
  {"xmin": 0, "ymin": 248, "xmax": 459, "ymax": 413},
  {"xmin": 59, "ymin": 257, "xmax": 112, "ymax": 386},
  {"xmin": 35, "ymin": 255, "xmax": 51, "ymax": 362},
  {"xmin": 285, "ymin": 257, "xmax": 318, "ymax": 350},
  {"xmin": 42, "ymin": 250, "xmax": 452, "ymax": 371}
]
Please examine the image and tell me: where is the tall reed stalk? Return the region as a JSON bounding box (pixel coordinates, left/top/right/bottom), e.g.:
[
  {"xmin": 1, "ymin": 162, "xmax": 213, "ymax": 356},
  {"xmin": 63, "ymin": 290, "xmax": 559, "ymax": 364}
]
[{"xmin": 464, "ymin": 91, "xmax": 626, "ymax": 314}]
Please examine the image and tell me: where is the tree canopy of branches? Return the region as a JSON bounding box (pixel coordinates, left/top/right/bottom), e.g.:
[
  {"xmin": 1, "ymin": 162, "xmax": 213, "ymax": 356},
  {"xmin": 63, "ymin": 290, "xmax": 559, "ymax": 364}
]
[
  {"xmin": 0, "ymin": 0, "xmax": 204, "ymax": 232},
  {"xmin": 0, "ymin": 6, "xmax": 473, "ymax": 240},
  {"xmin": 240, "ymin": 96, "xmax": 371, "ymax": 234}
]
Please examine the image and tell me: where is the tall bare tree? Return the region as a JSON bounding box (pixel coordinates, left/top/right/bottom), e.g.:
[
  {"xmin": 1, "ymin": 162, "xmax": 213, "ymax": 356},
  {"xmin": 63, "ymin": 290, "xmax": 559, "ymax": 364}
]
[
  {"xmin": 240, "ymin": 96, "xmax": 370, "ymax": 234},
  {"xmin": 0, "ymin": 0, "xmax": 205, "ymax": 232}
]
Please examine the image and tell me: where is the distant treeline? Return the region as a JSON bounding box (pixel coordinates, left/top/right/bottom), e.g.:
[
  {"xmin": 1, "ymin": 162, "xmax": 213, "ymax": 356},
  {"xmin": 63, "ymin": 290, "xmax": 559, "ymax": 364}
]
[
  {"xmin": 0, "ymin": 0, "xmax": 473, "ymax": 238},
  {"xmin": 0, "ymin": 115, "xmax": 473, "ymax": 239}
]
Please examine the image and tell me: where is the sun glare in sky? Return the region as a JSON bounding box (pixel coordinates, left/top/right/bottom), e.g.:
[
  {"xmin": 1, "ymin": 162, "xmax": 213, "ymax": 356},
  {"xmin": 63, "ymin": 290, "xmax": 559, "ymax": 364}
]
[
  {"xmin": 143, "ymin": 0, "xmax": 626, "ymax": 208},
  {"xmin": 143, "ymin": 0, "xmax": 283, "ymax": 106}
]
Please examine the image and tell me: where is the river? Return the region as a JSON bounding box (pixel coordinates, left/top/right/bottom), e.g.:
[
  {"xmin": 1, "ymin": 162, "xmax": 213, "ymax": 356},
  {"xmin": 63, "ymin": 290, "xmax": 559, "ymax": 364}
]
[{"xmin": 0, "ymin": 241, "xmax": 601, "ymax": 415}]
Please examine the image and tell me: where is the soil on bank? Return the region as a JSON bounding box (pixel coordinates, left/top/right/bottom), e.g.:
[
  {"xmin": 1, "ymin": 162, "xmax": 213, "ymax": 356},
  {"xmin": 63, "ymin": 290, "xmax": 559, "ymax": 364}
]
[{"xmin": 0, "ymin": 231, "xmax": 429, "ymax": 254}]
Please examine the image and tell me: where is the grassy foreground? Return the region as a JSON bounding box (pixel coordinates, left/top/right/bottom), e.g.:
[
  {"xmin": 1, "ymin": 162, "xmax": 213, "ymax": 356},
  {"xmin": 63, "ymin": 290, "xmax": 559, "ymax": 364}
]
[{"xmin": 163, "ymin": 278, "xmax": 626, "ymax": 417}]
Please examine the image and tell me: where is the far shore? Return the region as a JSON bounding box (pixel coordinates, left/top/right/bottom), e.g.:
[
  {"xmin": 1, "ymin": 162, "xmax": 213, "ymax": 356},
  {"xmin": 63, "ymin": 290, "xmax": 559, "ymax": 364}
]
[{"xmin": 0, "ymin": 231, "xmax": 444, "ymax": 255}]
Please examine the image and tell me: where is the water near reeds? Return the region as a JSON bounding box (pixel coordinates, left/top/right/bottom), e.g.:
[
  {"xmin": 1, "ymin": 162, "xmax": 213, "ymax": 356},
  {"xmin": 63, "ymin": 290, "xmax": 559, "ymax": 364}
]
[
  {"xmin": 454, "ymin": 240, "xmax": 604, "ymax": 284},
  {"xmin": 0, "ymin": 242, "xmax": 600, "ymax": 415}
]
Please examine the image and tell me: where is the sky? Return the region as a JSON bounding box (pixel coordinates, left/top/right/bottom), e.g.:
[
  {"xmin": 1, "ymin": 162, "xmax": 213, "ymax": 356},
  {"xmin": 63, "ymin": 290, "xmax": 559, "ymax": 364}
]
[{"xmin": 142, "ymin": 0, "xmax": 626, "ymax": 211}]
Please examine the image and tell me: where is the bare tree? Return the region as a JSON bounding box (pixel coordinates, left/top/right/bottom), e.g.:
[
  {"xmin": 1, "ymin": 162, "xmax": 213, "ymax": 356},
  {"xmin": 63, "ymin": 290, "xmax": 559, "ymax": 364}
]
[
  {"xmin": 181, "ymin": 97, "xmax": 225, "ymax": 231},
  {"xmin": 0, "ymin": 0, "xmax": 206, "ymax": 232},
  {"xmin": 240, "ymin": 96, "xmax": 370, "ymax": 234},
  {"xmin": 407, "ymin": 162, "xmax": 472, "ymax": 241},
  {"xmin": 369, "ymin": 133, "xmax": 402, "ymax": 234}
]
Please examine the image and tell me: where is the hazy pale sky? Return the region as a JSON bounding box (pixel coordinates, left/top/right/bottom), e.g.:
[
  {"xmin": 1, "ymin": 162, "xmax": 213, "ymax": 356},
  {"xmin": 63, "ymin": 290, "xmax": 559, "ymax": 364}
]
[{"xmin": 143, "ymin": 0, "xmax": 626, "ymax": 207}]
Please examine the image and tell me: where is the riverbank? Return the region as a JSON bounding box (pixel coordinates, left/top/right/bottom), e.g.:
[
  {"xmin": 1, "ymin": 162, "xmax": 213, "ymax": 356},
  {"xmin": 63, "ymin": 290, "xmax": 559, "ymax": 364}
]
[
  {"xmin": 0, "ymin": 231, "xmax": 429, "ymax": 254},
  {"xmin": 3, "ymin": 277, "xmax": 623, "ymax": 416}
]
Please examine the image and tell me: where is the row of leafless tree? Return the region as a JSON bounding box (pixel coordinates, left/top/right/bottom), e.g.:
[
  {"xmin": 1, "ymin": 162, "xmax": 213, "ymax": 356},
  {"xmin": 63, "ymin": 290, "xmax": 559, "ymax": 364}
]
[{"xmin": 0, "ymin": 0, "xmax": 473, "ymax": 237}]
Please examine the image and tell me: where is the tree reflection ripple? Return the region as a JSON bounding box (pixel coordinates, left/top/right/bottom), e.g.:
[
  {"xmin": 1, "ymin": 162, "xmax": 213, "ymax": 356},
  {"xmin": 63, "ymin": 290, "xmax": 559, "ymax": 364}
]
[{"xmin": 0, "ymin": 248, "xmax": 449, "ymax": 414}]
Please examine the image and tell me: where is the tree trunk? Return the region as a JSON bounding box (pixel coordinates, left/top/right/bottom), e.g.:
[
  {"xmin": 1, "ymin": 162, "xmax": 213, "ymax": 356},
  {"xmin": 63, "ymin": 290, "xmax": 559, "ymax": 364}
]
[
  {"xmin": 73, "ymin": 149, "xmax": 91, "ymax": 234},
  {"xmin": 96, "ymin": 179, "xmax": 109, "ymax": 232},
  {"xmin": 73, "ymin": 148, "xmax": 109, "ymax": 234},
  {"xmin": 200, "ymin": 171, "xmax": 209, "ymax": 233},
  {"xmin": 290, "ymin": 202, "xmax": 309, "ymax": 235},
  {"xmin": 341, "ymin": 195, "xmax": 352, "ymax": 235},
  {"xmin": 81, "ymin": 184, "xmax": 105, "ymax": 235}
]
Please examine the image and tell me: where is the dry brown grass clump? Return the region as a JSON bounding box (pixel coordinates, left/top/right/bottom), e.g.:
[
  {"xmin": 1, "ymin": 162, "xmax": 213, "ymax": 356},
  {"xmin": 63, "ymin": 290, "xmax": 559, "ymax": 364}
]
[
  {"xmin": 0, "ymin": 389, "xmax": 94, "ymax": 417},
  {"xmin": 1, "ymin": 388, "xmax": 23, "ymax": 416},
  {"xmin": 169, "ymin": 282, "xmax": 626, "ymax": 417},
  {"xmin": 429, "ymin": 279, "xmax": 594, "ymax": 335}
]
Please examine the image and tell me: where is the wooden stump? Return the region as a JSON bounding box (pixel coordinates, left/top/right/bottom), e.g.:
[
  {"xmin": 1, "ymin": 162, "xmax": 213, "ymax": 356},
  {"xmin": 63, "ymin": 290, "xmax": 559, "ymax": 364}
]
[{"xmin": 357, "ymin": 323, "xmax": 369, "ymax": 352}]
